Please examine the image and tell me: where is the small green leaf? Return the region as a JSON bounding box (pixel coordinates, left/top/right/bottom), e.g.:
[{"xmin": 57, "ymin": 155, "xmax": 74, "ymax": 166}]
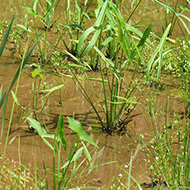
[
  {"xmin": 56, "ymin": 115, "xmax": 66, "ymax": 150},
  {"xmin": 27, "ymin": 117, "xmax": 55, "ymax": 150},
  {"xmin": 17, "ymin": 24, "xmax": 31, "ymax": 32},
  {"xmin": 28, "ymin": 118, "xmax": 51, "ymax": 137},
  {"xmin": 82, "ymin": 141, "xmax": 92, "ymax": 164},
  {"xmin": 32, "ymin": 69, "xmax": 43, "ymax": 79},
  {"xmin": 68, "ymin": 117, "xmax": 98, "ymax": 148},
  {"xmin": 137, "ymin": 24, "xmax": 152, "ymax": 48},
  {"xmin": 11, "ymin": 91, "xmax": 20, "ymax": 106},
  {"xmin": 22, "ymin": 6, "xmax": 43, "ymax": 18},
  {"xmin": 59, "ymin": 23, "xmax": 83, "ymax": 31},
  {"xmin": 41, "ymin": 84, "xmax": 64, "ymax": 98},
  {"xmin": 61, "ymin": 147, "xmax": 84, "ymax": 169}
]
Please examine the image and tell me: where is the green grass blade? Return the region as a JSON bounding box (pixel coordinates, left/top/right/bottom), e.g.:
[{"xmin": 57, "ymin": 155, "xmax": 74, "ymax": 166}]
[
  {"xmin": 137, "ymin": 24, "xmax": 152, "ymax": 48},
  {"xmin": 77, "ymin": 27, "xmax": 95, "ymax": 57},
  {"xmin": 9, "ymin": 39, "xmax": 39, "ymax": 92},
  {"xmin": 109, "ymin": 1, "xmax": 153, "ymax": 46},
  {"xmin": 70, "ymin": 69, "xmax": 103, "ymax": 126},
  {"xmin": 9, "ymin": 43, "xmax": 35, "ymax": 93},
  {"xmin": 41, "ymin": 84, "xmax": 64, "ymax": 98},
  {"xmin": 82, "ymin": 141, "xmax": 92, "ymax": 164},
  {"xmin": 43, "ymin": 0, "xmax": 56, "ymax": 19},
  {"xmin": 0, "ymin": 14, "xmax": 15, "ymax": 57},
  {"xmin": 0, "ymin": 39, "xmax": 39, "ymax": 141},
  {"xmin": 0, "ymin": 88, "xmax": 7, "ymax": 108},
  {"xmin": 146, "ymin": 24, "xmax": 171, "ymax": 81},
  {"xmin": 11, "ymin": 90, "xmax": 20, "ymax": 106},
  {"xmin": 155, "ymin": 0, "xmax": 190, "ymax": 34},
  {"xmin": 32, "ymin": 0, "xmax": 38, "ymax": 12},
  {"xmin": 77, "ymin": 0, "xmax": 108, "ymax": 57},
  {"xmin": 22, "ymin": 6, "xmax": 43, "ymax": 18},
  {"xmin": 0, "ymin": 85, "xmax": 3, "ymax": 99},
  {"xmin": 131, "ymin": 24, "xmax": 152, "ymax": 60},
  {"xmin": 59, "ymin": 23, "xmax": 83, "ymax": 31},
  {"xmin": 56, "ymin": 114, "xmax": 66, "ymax": 150},
  {"xmin": 16, "ymin": 24, "xmax": 32, "ymax": 32},
  {"xmin": 0, "ymin": 96, "xmax": 8, "ymax": 142}
]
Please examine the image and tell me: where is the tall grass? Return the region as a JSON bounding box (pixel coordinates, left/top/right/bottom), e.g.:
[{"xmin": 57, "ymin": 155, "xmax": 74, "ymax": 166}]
[
  {"xmin": 152, "ymin": 0, "xmax": 190, "ymax": 38},
  {"xmin": 0, "ymin": 15, "xmax": 39, "ymax": 142},
  {"xmin": 1, "ymin": 0, "xmax": 189, "ymax": 189},
  {"xmin": 67, "ymin": 0, "xmax": 171, "ymax": 133},
  {"xmin": 139, "ymin": 89, "xmax": 190, "ymax": 189},
  {"xmin": 0, "ymin": 15, "xmax": 41, "ymax": 190}
]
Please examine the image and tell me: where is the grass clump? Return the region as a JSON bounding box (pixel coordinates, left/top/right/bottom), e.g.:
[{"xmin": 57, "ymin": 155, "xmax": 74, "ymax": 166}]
[{"xmin": 139, "ymin": 89, "xmax": 190, "ymax": 189}]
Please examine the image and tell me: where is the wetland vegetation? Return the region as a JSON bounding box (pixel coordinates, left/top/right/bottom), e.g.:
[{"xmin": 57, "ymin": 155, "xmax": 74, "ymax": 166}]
[{"xmin": 0, "ymin": 0, "xmax": 190, "ymax": 189}]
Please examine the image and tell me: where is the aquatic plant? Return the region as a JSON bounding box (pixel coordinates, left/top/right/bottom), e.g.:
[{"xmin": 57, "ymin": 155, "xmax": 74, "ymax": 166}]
[
  {"xmin": 139, "ymin": 90, "xmax": 190, "ymax": 189},
  {"xmin": 0, "ymin": 15, "xmax": 39, "ymax": 141},
  {"xmin": 0, "ymin": 16, "xmax": 40, "ymax": 190},
  {"xmin": 152, "ymin": 0, "xmax": 190, "ymax": 37},
  {"xmin": 22, "ymin": 0, "xmax": 61, "ymax": 64},
  {"xmin": 56, "ymin": 0, "xmax": 92, "ymax": 55},
  {"xmin": 67, "ymin": 0, "xmax": 172, "ymax": 134},
  {"xmin": 22, "ymin": 0, "xmax": 60, "ymax": 30},
  {"xmin": 28, "ymin": 114, "xmax": 113, "ymax": 189}
]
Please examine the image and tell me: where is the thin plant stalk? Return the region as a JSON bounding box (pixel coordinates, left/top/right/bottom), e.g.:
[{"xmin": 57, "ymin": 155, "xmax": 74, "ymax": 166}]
[{"xmin": 1, "ymin": 41, "xmax": 29, "ymax": 162}]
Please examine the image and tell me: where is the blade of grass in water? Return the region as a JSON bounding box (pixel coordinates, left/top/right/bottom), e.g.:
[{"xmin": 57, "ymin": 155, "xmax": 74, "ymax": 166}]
[
  {"xmin": 0, "ymin": 14, "xmax": 15, "ymax": 57},
  {"xmin": 146, "ymin": 23, "xmax": 171, "ymax": 82},
  {"xmin": 77, "ymin": 0, "xmax": 108, "ymax": 57},
  {"xmin": 155, "ymin": 0, "xmax": 190, "ymax": 35},
  {"xmin": 0, "ymin": 39, "xmax": 39, "ymax": 142}
]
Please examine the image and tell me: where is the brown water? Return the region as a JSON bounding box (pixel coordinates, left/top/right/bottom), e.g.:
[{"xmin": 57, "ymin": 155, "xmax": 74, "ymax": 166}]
[
  {"xmin": 0, "ymin": 61, "xmax": 185, "ymax": 189},
  {"xmin": 0, "ymin": 0, "xmax": 188, "ymax": 189},
  {"xmin": 0, "ymin": 0, "xmax": 189, "ymax": 37}
]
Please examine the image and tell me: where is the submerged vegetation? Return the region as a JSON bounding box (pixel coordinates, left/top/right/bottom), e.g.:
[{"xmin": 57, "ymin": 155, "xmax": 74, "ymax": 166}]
[{"xmin": 0, "ymin": 0, "xmax": 190, "ymax": 189}]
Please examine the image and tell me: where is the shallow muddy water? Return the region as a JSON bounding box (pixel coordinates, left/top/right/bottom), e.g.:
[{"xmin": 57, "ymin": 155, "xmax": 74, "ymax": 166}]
[
  {"xmin": 0, "ymin": 0, "xmax": 189, "ymax": 38},
  {"xmin": 0, "ymin": 59, "xmax": 186, "ymax": 189},
  {"xmin": 0, "ymin": 0, "xmax": 189, "ymax": 189}
]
